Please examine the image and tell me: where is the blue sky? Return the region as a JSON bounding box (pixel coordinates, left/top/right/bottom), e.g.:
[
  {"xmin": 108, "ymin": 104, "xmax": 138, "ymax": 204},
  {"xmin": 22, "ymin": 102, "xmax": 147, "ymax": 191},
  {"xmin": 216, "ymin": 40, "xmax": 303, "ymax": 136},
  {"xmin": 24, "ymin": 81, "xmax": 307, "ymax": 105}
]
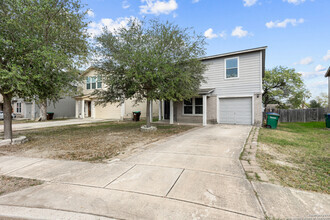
[{"xmin": 82, "ymin": 0, "xmax": 330, "ymax": 99}]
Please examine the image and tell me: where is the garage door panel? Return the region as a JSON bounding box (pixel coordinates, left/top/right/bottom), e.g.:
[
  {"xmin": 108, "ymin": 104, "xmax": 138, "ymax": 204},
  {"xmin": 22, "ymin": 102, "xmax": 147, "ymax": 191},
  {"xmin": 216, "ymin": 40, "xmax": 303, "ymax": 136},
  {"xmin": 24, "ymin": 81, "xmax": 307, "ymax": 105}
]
[{"xmin": 219, "ymin": 98, "xmax": 252, "ymax": 125}]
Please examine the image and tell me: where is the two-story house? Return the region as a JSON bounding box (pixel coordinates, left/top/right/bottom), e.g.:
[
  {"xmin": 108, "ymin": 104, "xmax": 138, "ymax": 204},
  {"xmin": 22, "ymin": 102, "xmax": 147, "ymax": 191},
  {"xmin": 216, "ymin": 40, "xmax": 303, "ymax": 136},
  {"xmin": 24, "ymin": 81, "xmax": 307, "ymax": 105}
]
[
  {"xmin": 161, "ymin": 46, "xmax": 266, "ymax": 126},
  {"xmin": 74, "ymin": 67, "xmax": 160, "ymax": 120}
]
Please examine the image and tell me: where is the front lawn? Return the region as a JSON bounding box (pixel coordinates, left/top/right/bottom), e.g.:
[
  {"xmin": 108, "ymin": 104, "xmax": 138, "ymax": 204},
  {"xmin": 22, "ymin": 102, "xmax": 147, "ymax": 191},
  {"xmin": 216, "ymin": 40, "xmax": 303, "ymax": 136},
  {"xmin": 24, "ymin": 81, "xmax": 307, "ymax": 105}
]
[
  {"xmin": 0, "ymin": 121, "xmax": 195, "ymax": 162},
  {"xmin": 257, "ymin": 122, "xmax": 329, "ymax": 194},
  {"xmin": 0, "ymin": 176, "xmax": 43, "ymax": 196}
]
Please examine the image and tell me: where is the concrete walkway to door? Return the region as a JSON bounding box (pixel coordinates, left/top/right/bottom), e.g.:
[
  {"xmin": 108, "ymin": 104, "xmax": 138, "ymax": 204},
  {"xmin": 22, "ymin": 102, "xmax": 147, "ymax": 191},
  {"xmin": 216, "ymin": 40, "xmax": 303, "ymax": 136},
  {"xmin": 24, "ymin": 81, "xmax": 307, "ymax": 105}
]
[
  {"xmin": 0, "ymin": 118, "xmax": 112, "ymax": 132},
  {"xmin": 0, "ymin": 125, "xmax": 328, "ymax": 219}
]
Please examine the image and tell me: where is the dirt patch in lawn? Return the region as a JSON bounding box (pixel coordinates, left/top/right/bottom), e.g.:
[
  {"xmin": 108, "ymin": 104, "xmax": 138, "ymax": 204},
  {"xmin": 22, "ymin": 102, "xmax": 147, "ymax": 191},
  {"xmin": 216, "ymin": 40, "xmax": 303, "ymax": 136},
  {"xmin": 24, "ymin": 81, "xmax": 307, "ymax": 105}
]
[
  {"xmin": 0, "ymin": 176, "xmax": 43, "ymax": 196},
  {"xmin": 257, "ymin": 122, "xmax": 330, "ymax": 194},
  {"xmin": 0, "ymin": 121, "xmax": 196, "ymax": 162}
]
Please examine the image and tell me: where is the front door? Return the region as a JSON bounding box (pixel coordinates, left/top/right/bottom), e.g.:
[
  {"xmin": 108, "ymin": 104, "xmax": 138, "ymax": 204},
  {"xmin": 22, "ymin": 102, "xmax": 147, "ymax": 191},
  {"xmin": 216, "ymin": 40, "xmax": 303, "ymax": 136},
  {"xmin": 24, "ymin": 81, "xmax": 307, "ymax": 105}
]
[
  {"xmin": 164, "ymin": 101, "xmax": 170, "ymax": 119},
  {"xmin": 88, "ymin": 101, "xmax": 91, "ymax": 117}
]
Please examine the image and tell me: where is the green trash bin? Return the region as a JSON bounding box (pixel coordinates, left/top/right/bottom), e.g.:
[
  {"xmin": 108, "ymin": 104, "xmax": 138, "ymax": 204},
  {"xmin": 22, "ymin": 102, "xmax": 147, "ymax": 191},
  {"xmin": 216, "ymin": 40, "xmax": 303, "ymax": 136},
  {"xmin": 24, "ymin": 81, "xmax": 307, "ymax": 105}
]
[
  {"xmin": 132, "ymin": 111, "xmax": 141, "ymax": 121},
  {"xmin": 266, "ymin": 113, "xmax": 280, "ymax": 129},
  {"xmin": 325, "ymin": 113, "xmax": 330, "ymax": 128}
]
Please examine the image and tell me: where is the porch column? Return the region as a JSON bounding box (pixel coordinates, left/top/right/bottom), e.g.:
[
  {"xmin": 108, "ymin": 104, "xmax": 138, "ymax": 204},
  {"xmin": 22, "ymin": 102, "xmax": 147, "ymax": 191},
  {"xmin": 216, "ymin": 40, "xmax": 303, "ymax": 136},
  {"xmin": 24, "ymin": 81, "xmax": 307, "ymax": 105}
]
[
  {"xmin": 75, "ymin": 100, "xmax": 79, "ymax": 118},
  {"xmin": 91, "ymin": 101, "xmax": 95, "ymax": 119},
  {"xmin": 150, "ymin": 101, "xmax": 153, "ymax": 122},
  {"xmin": 170, "ymin": 100, "xmax": 174, "ymax": 124},
  {"xmin": 162, "ymin": 100, "xmax": 165, "ymax": 120},
  {"xmin": 158, "ymin": 101, "xmax": 162, "ymax": 121},
  {"xmin": 81, "ymin": 100, "xmax": 85, "ymax": 119},
  {"xmin": 203, "ymin": 95, "xmax": 207, "ymax": 126},
  {"xmin": 31, "ymin": 100, "xmax": 36, "ymax": 120},
  {"xmin": 120, "ymin": 101, "xmax": 125, "ymax": 120}
]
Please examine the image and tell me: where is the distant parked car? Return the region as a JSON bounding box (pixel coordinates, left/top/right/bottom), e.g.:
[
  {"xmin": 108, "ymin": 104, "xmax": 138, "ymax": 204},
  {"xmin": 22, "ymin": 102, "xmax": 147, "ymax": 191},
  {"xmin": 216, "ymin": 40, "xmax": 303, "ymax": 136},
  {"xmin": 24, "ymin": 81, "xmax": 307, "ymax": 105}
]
[{"xmin": 0, "ymin": 111, "xmax": 17, "ymax": 120}]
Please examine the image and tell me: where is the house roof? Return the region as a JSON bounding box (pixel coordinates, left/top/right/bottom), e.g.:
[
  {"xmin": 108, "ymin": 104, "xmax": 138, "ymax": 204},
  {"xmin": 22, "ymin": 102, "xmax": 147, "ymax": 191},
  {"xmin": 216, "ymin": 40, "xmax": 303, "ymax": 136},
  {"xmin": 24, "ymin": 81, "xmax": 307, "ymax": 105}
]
[
  {"xmin": 198, "ymin": 88, "xmax": 215, "ymax": 95},
  {"xmin": 81, "ymin": 66, "xmax": 99, "ymax": 77},
  {"xmin": 200, "ymin": 46, "xmax": 267, "ymax": 61},
  {"xmin": 325, "ymin": 66, "xmax": 330, "ymax": 77}
]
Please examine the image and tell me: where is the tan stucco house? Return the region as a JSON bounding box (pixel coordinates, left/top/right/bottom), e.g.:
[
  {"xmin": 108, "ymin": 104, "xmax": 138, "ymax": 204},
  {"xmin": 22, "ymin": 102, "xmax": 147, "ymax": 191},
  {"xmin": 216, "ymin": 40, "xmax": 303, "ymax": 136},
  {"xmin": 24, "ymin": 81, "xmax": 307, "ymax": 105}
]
[{"xmin": 75, "ymin": 67, "xmax": 159, "ymax": 120}]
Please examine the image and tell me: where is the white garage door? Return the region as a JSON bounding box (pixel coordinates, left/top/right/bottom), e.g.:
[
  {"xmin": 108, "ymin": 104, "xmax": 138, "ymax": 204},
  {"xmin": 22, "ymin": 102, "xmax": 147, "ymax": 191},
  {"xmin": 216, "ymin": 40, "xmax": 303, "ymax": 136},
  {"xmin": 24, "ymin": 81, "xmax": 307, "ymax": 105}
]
[{"xmin": 219, "ymin": 97, "xmax": 252, "ymax": 125}]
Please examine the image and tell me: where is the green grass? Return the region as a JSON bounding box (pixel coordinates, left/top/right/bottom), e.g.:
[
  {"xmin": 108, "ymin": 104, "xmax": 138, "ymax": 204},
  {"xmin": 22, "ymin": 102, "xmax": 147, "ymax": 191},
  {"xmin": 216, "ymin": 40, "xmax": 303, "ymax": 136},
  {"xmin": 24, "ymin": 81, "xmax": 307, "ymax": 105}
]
[{"xmin": 257, "ymin": 122, "xmax": 329, "ymax": 194}]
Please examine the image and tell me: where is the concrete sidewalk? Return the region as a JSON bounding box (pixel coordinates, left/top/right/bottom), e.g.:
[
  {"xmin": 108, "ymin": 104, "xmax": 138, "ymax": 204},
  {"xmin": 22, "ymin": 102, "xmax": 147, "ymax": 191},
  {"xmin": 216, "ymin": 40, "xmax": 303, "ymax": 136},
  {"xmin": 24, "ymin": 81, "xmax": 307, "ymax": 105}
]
[
  {"xmin": 0, "ymin": 118, "xmax": 112, "ymax": 132},
  {"xmin": 0, "ymin": 125, "xmax": 329, "ymax": 219}
]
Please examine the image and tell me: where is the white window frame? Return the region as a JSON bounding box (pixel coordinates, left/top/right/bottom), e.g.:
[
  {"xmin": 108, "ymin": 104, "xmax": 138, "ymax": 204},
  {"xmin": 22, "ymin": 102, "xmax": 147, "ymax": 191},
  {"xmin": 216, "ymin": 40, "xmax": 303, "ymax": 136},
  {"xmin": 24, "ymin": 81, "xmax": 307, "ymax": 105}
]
[
  {"xmin": 86, "ymin": 76, "xmax": 91, "ymax": 90},
  {"xmin": 224, "ymin": 57, "xmax": 239, "ymax": 80},
  {"xmin": 183, "ymin": 97, "xmax": 203, "ymax": 115},
  {"xmin": 16, "ymin": 102, "xmax": 22, "ymax": 113},
  {"xmin": 86, "ymin": 76, "xmax": 102, "ymax": 90}
]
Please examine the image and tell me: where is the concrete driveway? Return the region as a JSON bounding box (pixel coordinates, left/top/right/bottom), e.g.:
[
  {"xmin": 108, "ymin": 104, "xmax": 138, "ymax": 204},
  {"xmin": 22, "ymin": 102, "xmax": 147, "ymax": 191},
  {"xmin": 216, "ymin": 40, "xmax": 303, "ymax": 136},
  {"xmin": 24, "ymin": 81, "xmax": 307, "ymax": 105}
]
[{"xmin": 0, "ymin": 125, "xmax": 265, "ymax": 219}]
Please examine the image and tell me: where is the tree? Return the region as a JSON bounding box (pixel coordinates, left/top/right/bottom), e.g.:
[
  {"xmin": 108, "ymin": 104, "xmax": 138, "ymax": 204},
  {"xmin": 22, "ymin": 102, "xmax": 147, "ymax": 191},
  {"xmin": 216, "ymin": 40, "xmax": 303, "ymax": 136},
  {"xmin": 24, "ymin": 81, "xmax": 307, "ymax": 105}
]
[
  {"xmin": 94, "ymin": 19, "xmax": 206, "ymax": 128},
  {"xmin": 309, "ymin": 100, "xmax": 321, "ymax": 108},
  {"xmin": 0, "ymin": 0, "xmax": 89, "ymax": 139},
  {"xmin": 315, "ymin": 92, "xmax": 328, "ymax": 108},
  {"xmin": 263, "ymin": 66, "xmax": 311, "ymax": 109}
]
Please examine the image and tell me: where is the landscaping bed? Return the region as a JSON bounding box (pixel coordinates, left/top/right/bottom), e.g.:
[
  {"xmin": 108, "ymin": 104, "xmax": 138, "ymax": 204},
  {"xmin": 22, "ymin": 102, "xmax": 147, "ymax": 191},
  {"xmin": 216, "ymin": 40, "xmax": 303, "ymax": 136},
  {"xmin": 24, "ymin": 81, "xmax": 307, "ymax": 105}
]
[
  {"xmin": 0, "ymin": 121, "xmax": 195, "ymax": 162},
  {"xmin": 257, "ymin": 122, "xmax": 329, "ymax": 194},
  {"xmin": 0, "ymin": 175, "xmax": 43, "ymax": 196}
]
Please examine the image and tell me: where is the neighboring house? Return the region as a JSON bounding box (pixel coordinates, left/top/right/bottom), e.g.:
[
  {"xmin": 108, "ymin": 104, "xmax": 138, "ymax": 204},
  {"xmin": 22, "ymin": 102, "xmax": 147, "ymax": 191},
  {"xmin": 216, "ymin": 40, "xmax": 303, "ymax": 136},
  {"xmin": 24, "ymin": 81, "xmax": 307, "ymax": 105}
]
[
  {"xmin": 325, "ymin": 67, "xmax": 330, "ymax": 111},
  {"xmin": 161, "ymin": 46, "xmax": 266, "ymax": 126},
  {"xmin": 10, "ymin": 97, "xmax": 76, "ymax": 119},
  {"xmin": 75, "ymin": 67, "xmax": 159, "ymax": 120}
]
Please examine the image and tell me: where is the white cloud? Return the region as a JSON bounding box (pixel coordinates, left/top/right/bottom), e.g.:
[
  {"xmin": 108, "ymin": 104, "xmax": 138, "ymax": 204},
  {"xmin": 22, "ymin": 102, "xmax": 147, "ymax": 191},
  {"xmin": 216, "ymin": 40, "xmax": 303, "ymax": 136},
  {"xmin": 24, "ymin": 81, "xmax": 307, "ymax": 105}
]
[
  {"xmin": 140, "ymin": 0, "xmax": 178, "ymax": 15},
  {"xmin": 266, "ymin": 18, "xmax": 304, "ymax": 28},
  {"xmin": 299, "ymin": 71, "xmax": 324, "ymax": 78},
  {"xmin": 87, "ymin": 9, "xmax": 95, "ymax": 18},
  {"xmin": 204, "ymin": 28, "xmax": 218, "ymax": 39},
  {"xmin": 315, "ymin": 64, "xmax": 326, "ymax": 72},
  {"xmin": 323, "ymin": 50, "xmax": 330, "ymax": 61},
  {"xmin": 219, "ymin": 31, "xmax": 226, "ymax": 39},
  {"xmin": 283, "ymin": 0, "xmax": 306, "ymax": 5},
  {"xmin": 295, "ymin": 57, "xmax": 313, "ymax": 65},
  {"xmin": 243, "ymin": 0, "xmax": 257, "ymax": 7},
  {"xmin": 122, "ymin": 0, "xmax": 130, "ymax": 9},
  {"xmin": 192, "ymin": 0, "xmax": 200, "ymax": 3},
  {"xmin": 231, "ymin": 26, "xmax": 249, "ymax": 38},
  {"xmin": 87, "ymin": 16, "xmax": 137, "ymax": 37}
]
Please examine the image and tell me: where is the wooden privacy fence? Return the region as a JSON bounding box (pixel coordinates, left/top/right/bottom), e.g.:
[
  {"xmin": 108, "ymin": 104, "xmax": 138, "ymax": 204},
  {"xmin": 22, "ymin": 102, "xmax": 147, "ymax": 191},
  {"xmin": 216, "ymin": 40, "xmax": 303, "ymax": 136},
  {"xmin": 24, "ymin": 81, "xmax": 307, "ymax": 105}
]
[{"xmin": 263, "ymin": 108, "xmax": 327, "ymax": 123}]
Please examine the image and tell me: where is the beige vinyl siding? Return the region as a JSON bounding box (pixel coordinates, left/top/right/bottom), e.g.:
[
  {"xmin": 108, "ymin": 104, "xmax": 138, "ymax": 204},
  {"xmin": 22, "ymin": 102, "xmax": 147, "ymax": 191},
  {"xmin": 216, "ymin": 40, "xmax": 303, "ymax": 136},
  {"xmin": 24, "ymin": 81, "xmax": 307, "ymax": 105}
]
[
  {"xmin": 95, "ymin": 103, "xmax": 121, "ymax": 119},
  {"xmin": 201, "ymin": 51, "xmax": 262, "ymax": 96}
]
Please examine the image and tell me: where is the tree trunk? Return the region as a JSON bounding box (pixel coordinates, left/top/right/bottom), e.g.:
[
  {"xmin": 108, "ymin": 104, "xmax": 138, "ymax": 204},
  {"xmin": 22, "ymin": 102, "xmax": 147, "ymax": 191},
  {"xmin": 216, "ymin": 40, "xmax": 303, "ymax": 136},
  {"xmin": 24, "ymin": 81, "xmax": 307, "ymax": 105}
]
[
  {"xmin": 146, "ymin": 99, "xmax": 151, "ymax": 128},
  {"xmin": 39, "ymin": 100, "xmax": 47, "ymax": 121},
  {"xmin": 3, "ymin": 93, "xmax": 13, "ymax": 140}
]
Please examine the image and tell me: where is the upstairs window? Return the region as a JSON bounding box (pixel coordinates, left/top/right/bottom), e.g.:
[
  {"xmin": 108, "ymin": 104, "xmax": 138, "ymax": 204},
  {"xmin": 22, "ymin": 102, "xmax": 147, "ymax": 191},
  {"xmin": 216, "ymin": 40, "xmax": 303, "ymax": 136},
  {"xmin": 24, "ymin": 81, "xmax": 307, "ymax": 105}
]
[
  {"xmin": 91, "ymin": 76, "xmax": 96, "ymax": 89},
  {"xmin": 97, "ymin": 76, "xmax": 102, "ymax": 88},
  {"xmin": 183, "ymin": 98, "xmax": 203, "ymax": 115},
  {"xmin": 86, "ymin": 77, "xmax": 91, "ymax": 89},
  {"xmin": 86, "ymin": 76, "xmax": 102, "ymax": 90},
  {"xmin": 225, "ymin": 57, "xmax": 239, "ymax": 79}
]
